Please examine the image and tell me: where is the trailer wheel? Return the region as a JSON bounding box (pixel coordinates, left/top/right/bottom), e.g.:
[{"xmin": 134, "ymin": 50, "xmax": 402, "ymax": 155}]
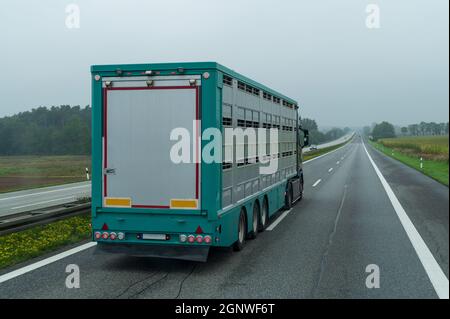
[
  {"xmin": 259, "ymin": 197, "xmax": 269, "ymax": 231},
  {"xmin": 285, "ymin": 182, "xmax": 293, "ymax": 210},
  {"xmin": 233, "ymin": 209, "xmax": 247, "ymax": 251},
  {"xmin": 248, "ymin": 202, "xmax": 260, "ymax": 239}
]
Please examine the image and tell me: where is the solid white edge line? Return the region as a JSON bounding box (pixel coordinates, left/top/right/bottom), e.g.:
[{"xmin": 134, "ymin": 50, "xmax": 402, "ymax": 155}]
[
  {"xmin": 266, "ymin": 209, "xmax": 292, "ymax": 231},
  {"xmin": 312, "ymin": 179, "xmax": 321, "ymax": 187},
  {"xmin": 362, "ymin": 141, "xmax": 449, "ymax": 299},
  {"xmin": 0, "ymin": 242, "xmax": 97, "ymax": 284}
]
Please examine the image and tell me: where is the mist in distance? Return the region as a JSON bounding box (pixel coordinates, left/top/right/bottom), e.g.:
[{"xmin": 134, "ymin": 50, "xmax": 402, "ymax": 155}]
[{"xmin": 0, "ymin": 0, "xmax": 448, "ymax": 128}]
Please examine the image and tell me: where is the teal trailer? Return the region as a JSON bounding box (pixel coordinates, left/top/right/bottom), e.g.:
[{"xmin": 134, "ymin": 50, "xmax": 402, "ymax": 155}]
[{"xmin": 90, "ymin": 62, "xmax": 309, "ymax": 261}]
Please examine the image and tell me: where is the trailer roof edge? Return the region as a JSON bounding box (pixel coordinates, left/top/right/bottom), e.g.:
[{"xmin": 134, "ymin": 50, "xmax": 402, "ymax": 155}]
[{"xmin": 90, "ymin": 62, "xmax": 299, "ymax": 105}]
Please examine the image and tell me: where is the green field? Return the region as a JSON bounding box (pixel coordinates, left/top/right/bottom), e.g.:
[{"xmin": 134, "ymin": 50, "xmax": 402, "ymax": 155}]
[
  {"xmin": 370, "ymin": 135, "xmax": 449, "ymax": 186},
  {"xmin": 0, "ymin": 155, "xmax": 91, "ymax": 193}
]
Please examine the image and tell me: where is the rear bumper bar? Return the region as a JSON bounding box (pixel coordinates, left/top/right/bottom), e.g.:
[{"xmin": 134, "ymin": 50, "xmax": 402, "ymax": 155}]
[{"xmin": 95, "ymin": 242, "xmax": 210, "ymax": 262}]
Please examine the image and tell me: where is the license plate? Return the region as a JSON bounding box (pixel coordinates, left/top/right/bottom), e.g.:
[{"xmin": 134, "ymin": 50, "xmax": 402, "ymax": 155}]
[{"xmin": 141, "ymin": 233, "xmax": 167, "ymax": 241}]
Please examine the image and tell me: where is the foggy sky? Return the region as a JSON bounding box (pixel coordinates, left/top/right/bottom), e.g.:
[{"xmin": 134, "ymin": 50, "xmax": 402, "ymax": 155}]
[{"xmin": 1, "ymin": 0, "xmax": 448, "ymax": 128}]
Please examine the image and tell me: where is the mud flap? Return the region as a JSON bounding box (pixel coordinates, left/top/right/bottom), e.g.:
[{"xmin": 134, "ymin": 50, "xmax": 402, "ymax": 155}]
[{"xmin": 291, "ymin": 178, "xmax": 301, "ymax": 203}]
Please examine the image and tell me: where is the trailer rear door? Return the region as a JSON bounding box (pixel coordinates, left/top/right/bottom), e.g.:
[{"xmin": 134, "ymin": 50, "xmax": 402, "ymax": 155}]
[{"xmin": 103, "ymin": 79, "xmax": 200, "ymax": 209}]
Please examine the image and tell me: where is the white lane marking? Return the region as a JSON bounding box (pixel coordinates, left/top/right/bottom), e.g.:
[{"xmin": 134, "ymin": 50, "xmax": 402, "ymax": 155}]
[
  {"xmin": 362, "ymin": 141, "xmax": 449, "ymax": 299},
  {"xmin": 11, "ymin": 196, "xmax": 76, "ymax": 210},
  {"xmin": 328, "ymin": 168, "xmax": 333, "ymax": 173},
  {"xmin": 0, "ymin": 184, "xmax": 90, "ymax": 202},
  {"xmin": 0, "ymin": 242, "xmax": 97, "ymax": 284},
  {"xmin": 336, "ymin": 161, "xmax": 340, "ymax": 165},
  {"xmin": 312, "ymin": 179, "xmax": 322, "ymax": 187},
  {"xmin": 266, "ymin": 209, "xmax": 292, "ymax": 231}
]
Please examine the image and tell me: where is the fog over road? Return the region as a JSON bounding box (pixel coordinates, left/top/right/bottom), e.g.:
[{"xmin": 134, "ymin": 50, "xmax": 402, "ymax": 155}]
[{"xmin": 0, "ymin": 136, "xmax": 448, "ymax": 298}]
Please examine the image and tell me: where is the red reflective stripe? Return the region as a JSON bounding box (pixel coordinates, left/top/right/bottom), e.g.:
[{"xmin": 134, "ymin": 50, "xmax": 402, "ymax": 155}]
[
  {"xmin": 195, "ymin": 86, "xmax": 200, "ymax": 199},
  {"xmin": 103, "ymin": 88, "xmax": 108, "ymax": 197},
  {"xmin": 107, "ymin": 86, "xmax": 194, "ymax": 91},
  {"xmin": 103, "ymin": 85, "xmax": 200, "ymax": 209}
]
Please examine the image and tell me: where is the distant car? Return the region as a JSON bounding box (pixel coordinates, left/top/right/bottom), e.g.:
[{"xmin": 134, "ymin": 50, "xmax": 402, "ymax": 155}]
[{"xmin": 310, "ymin": 144, "xmax": 318, "ymax": 150}]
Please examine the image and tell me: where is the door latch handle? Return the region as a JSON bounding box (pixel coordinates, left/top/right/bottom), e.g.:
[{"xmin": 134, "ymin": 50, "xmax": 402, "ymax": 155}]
[{"xmin": 104, "ymin": 168, "xmax": 116, "ymax": 175}]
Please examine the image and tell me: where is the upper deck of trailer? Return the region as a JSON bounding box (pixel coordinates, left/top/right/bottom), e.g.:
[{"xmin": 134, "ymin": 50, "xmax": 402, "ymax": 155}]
[{"xmin": 91, "ymin": 62, "xmax": 298, "ymax": 106}]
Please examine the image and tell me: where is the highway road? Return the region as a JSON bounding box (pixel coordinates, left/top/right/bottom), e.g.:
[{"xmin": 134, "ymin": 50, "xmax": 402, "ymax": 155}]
[
  {"xmin": 0, "ymin": 135, "xmax": 350, "ymax": 218},
  {"xmin": 0, "ymin": 182, "xmax": 91, "ymax": 218},
  {"xmin": 0, "ymin": 135, "xmax": 448, "ymax": 298}
]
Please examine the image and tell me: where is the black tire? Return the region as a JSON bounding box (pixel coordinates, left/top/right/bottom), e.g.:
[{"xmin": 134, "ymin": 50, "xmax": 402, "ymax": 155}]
[
  {"xmin": 233, "ymin": 209, "xmax": 247, "ymax": 251},
  {"xmin": 259, "ymin": 197, "xmax": 269, "ymax": 232},
  {"xmin": 285, "ymin": 182, "xmax": 293, "ymax": 209},
  {"xmin": 248, "ymin": 202, "xmax": 260, "ymax": 239}
]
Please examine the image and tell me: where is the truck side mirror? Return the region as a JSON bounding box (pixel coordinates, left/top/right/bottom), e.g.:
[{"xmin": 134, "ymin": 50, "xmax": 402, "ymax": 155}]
[
  {"xmin": 299, "ymin": 128, "xmax": 310, "ymax": 148},
  {"xmin": 303, "ymin": 129, "xmax": 310, "ymax": 147}
]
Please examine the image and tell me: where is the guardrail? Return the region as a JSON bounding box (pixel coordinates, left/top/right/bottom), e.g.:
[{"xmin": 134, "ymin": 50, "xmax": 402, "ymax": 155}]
[{"xmin": 0, "ymin": 202, "xmax": 90, "ymax": 236}]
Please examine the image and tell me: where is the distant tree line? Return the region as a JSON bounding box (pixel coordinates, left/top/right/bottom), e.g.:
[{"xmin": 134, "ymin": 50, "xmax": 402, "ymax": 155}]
[
  {"xmin": 299, "ymin": 118, "xmax": 350, "ymax": 145},
  {"xmin": 0, "ymin": 108, "xmax": 348, "ymax": 156},
  {"xmin": 0, "ymin": 105, "xmax": 91, "ymax": 155},
  {"xmin": 401, "ymin": 122, "xmax": 449, "ymax": 136},
  {"xmin": 363, "ymin": 121, "xmax": 449, "ymax": 141},
  {"xmin": 369, "ymin": 122, "xmax": 396, "ymax": 141}
]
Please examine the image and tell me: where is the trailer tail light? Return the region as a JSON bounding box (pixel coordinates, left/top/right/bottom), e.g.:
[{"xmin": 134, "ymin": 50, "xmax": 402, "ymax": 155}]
[
  {"xmin": 94, "ymin": 232, "xmax": 101, "ymax": 240},
  {"xmin": 117, "ymin": 232, "xmax": 125, "ymax": 240},
  {"xmin": 204, "ymin": 235, "xmax": 212, "ymax": 244},
  {"xmin": 102, "ymin": 232, "xmax": 109, "ymax": 240},
  {"xmin": 187, "ymin": 235, "xmax": 195, "ymax": 243},
  {"xmin": 196, "ymin": 235, "xmax": 203, "ymax": 243},
  {"xmin": 109, "ymin": 232, "xmax": 117, "ymax": 240},
  {"xmin": 179, "ymin": 234, "xmax": 187, "ymax": 243}
]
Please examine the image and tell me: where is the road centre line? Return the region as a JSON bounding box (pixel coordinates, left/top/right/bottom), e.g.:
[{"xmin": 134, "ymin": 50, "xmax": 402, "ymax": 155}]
[
  {"xmin": 312, "ymin": 179, "xmax": 322, "ymax": 187},
  {"xmin": 266, "ymin": 209, "xmax": 292, "ymax": 231}
]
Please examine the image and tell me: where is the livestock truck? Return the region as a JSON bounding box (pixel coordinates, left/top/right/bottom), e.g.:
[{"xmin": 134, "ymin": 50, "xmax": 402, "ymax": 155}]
[{"xmin": 91, "ymin": 62, "xmax": 309, "ymax": 261}]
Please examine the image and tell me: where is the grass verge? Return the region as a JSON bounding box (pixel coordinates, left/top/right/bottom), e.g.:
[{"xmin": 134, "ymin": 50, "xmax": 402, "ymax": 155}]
[
  {"xmin": 0, "ymin": 214, "xmax": 91, "ymax": 270},
  {"xmin": 369, "ymin": 140, "xmax": 448, "ymax": 186},
  {"xmin": 0, "ymin": 155, "xmax": 91, "ymax": 193}
]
